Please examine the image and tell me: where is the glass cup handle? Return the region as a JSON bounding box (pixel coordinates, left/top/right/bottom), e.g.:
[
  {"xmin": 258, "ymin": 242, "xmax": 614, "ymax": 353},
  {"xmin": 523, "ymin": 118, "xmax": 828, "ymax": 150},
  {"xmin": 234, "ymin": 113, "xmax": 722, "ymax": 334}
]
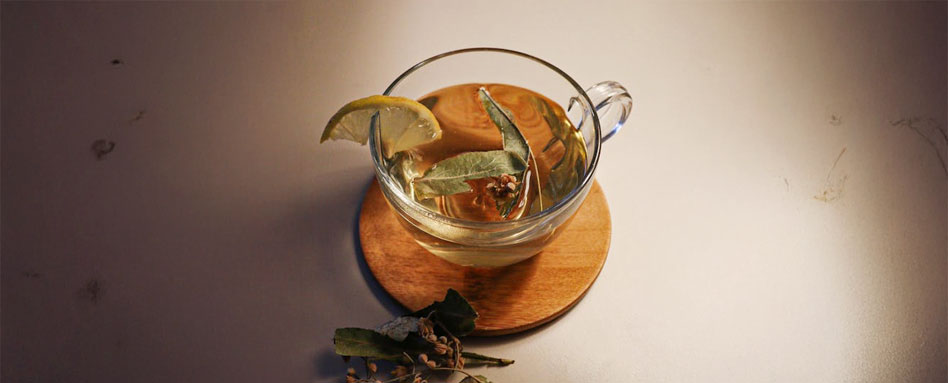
[{"xmin": 580, "ymin": 81, "xmax": 633, "ymax": 143}]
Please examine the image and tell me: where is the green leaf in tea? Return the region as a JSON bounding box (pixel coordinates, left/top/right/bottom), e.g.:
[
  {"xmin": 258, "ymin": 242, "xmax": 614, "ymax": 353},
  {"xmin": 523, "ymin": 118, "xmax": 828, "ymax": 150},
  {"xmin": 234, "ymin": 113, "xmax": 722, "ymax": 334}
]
[
  {"xmin": 410, "ymin": 288, "xmax": 479, "ymax": 337},
  {"xmin": 413, "ymin": 150, "xmax": 526, "ymax": 198},
  {"xmin": 459, "ymin": 375, "xmax": 492, "ymax": 383},
  {"xmin": 532, "ymin": 96, "xmax": 573, "ymax": 146},
  {"xmin": 531, "ymin": 96, "xmax": 586, "ymax": 203},
  {"xmin": 479, "ymin": 87, "xmax": 544, "ymax": 216},
  {"xmin": 478, "ymin": 87, "xmax": 531, "ymax": 163},
  {"xmin": 546, "ymin": 150, "xmax": 585, "ymax": 202}
]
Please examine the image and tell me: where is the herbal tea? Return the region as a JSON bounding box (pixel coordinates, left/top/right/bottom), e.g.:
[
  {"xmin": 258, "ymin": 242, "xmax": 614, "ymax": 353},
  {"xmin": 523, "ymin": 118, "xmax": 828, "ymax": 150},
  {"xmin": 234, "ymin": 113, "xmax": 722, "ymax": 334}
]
[
  {"xmin": 386, "ymin": 83, "xmax": 587, "ymax": 222},
  {"xmin": 320, "ymin": 49, "xmax": 631, "ymax": 266}
]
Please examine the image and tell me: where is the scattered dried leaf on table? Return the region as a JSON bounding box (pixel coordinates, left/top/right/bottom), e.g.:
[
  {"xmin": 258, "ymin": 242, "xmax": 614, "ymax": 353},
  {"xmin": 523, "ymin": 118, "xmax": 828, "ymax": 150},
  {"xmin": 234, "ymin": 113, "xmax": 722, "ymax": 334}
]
[{"xmin": 409, "ymin": 288, "xmax": 479, "ymax": 337}]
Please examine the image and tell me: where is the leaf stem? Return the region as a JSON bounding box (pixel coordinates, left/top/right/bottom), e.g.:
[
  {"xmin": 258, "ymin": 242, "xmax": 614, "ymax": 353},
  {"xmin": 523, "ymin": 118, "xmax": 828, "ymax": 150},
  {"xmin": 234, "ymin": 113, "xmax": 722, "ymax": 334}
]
[{"xmin": 430, "ymin": 367, "xmax": 486, "ymax": 383}]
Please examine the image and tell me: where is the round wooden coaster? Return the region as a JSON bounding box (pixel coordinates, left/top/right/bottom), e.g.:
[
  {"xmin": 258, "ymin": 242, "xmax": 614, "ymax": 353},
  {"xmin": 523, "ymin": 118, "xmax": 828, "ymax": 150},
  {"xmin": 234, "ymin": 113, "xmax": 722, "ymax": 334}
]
[{"xmin": 359, "ymin": 180, "xmax": 611, "ymax": 336}]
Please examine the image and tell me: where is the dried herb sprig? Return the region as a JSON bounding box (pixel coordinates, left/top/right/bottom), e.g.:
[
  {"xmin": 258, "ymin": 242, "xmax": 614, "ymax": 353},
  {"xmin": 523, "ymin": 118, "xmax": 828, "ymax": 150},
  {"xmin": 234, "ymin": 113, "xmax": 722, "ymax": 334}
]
[
  {"xmin": 333, "ymin": 290, "xmax": 513, "ymax": 383},
  {"xmin": 412, "ymin": 151, "xmax": 526, "ymax": 199},
  {"xmin": 411, "ymin": 86, "xmax": 536, "ymax": 214},
  {"xmin": 478, "ymin": 87, "xmax": 540, "ymax": 217}
]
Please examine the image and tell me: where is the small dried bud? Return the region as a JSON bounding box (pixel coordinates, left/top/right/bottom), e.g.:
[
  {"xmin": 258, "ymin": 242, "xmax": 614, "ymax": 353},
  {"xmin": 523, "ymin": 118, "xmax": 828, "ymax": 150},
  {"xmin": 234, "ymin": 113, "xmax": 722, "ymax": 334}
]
[
  {"xmin": 433, "ymin": 343, "xmax": 449, "ymax": 355},
  {"xmin": 367, "ymin": 362, "xmax": 377, "ymax": 373},
  {"xmin": 347, "ymin": 368, "xmax": 356, "ymax": 376},
  {"xmin": 346, "ymin": 376, "xmax": 356, "ymax": 383},
  {"xmin": 438, "ymin": 336, "xmax": 448, "ymax": 344},
  {"xmin": 413, "ymin": 376, "xmax": 422, "ymax": 383},
  {"xmin": 418, "ymin": 353, "xmax": 428, "ymax": 364},
  {"xmin": 425, "ymin": 334, "xmax": 437, "ymax": 343},
  {"xmin": 418, "ymin": 318, "xmax": 434, "ymax": 338},
  {"xmin": 486, "ymin": 174, "xmax": 520, "ymax": 199},
  {"xmin": 425, "ymin": 360, "xmax": 437, "ymax": 369}
]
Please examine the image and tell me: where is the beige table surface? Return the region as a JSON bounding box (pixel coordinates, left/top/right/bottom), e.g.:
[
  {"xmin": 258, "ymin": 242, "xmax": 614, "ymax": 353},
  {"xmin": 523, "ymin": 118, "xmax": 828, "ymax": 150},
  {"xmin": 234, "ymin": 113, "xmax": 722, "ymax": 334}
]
[{"xmin": 2, "ymin": 2, "xmax": 945, "ymax": 382}]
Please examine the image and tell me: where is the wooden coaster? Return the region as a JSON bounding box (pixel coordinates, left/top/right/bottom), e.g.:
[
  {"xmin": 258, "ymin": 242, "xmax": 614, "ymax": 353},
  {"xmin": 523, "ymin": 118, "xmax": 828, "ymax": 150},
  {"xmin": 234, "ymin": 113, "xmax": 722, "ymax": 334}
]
[{"xmin": 359, "ymin": 180, "xmax": 611, "ymax": 336}]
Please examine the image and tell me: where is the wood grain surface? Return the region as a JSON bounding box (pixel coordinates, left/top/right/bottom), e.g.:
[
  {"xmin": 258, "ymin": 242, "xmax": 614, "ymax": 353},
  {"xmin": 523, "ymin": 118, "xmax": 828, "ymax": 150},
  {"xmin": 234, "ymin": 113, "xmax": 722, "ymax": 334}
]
[{"xmin": 359, "ymin": 180, "xmax": 611, "ymax": 336}]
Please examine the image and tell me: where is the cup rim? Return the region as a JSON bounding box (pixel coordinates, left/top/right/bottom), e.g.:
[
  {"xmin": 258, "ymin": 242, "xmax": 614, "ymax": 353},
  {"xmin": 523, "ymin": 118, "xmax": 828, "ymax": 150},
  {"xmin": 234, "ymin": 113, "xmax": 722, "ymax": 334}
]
[{"xmin": 371, "ymin": 47, "xmax": 602, "ymax": 227}]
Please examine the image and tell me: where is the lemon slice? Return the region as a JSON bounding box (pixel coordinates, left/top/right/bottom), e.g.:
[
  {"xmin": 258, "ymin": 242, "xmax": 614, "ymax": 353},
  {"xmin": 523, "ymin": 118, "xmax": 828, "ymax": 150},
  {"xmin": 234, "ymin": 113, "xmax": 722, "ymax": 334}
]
[{"xmin": 321, "ymin": 95, "xmax": 441, "ymax": 157}]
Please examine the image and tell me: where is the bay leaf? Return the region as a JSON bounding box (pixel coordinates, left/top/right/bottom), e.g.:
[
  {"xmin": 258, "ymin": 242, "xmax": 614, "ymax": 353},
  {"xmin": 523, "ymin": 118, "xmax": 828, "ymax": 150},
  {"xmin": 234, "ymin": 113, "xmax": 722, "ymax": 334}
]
[
  {"xmin": 546, "ymin": 149, "xmax": 585, "ymax": 202},
  {"xmin": 479, "ymin": 87, "xmax": 539, "ymax": 216},
  {"xmin": 531, "ymin": 96, "xmax": 585, "ymax": 202},
  {"xmin": 413, "ymin": 150, "xmax": 526, "ymax": 198},
  {"xmin": 478, "ymin": 87, "xmax": 530, "ymax": 163},
  {"xmin": 459, "ymin": 375, "xmax": 492, "ymax": 383},
  {"xmin": 460, "ymin": 351, "xmax": 515, "ymax": 366},
  {"xmin": 531, "ymin": 96, "xmax": 572, "ymax": 145},
  {"xmin": 409, "ymin": 288, "xmax": 478, "ymax": 337}
]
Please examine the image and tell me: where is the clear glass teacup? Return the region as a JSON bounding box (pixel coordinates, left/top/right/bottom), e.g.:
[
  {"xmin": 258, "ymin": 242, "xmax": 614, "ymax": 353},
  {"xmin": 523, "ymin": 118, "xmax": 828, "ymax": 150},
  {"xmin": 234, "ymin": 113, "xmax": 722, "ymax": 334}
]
[{"xmin": 370, "ymin": 48, "xmax": 632, "ymax": 267}]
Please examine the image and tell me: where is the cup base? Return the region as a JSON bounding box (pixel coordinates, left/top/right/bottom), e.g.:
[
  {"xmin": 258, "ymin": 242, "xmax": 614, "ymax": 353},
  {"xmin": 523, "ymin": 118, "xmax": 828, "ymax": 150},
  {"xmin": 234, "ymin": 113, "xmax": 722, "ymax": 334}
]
[{"xmin": 415, "ymin": 243, "xmax": 539, "ymax": 267}]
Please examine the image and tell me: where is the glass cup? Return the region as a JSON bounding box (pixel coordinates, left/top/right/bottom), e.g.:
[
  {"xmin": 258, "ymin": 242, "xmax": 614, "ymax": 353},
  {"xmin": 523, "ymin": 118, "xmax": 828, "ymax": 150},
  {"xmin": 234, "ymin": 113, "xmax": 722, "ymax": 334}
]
[{"xmin": 370, "ymin": 48, "xmax": 632, "ymax": 267}]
